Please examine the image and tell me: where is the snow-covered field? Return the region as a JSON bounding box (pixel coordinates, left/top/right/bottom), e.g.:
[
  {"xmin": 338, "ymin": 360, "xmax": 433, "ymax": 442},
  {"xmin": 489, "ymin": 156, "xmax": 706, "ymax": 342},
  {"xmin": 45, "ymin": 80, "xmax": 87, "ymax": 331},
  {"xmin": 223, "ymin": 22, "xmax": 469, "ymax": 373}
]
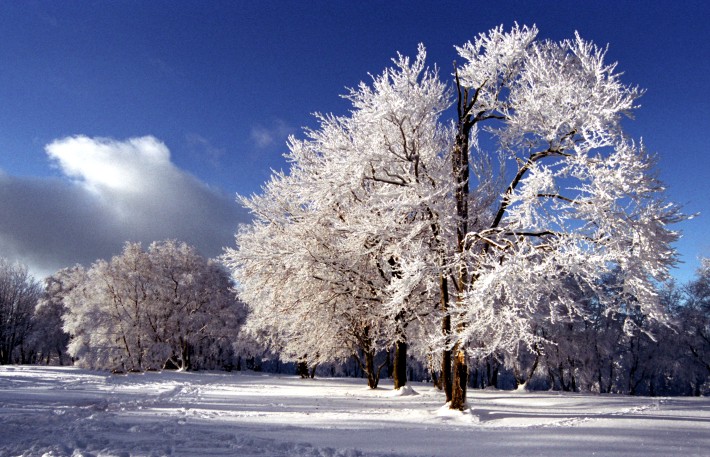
[{"xmin": 1, "ymin": 366, "xmax": 708, "ymax": 457}]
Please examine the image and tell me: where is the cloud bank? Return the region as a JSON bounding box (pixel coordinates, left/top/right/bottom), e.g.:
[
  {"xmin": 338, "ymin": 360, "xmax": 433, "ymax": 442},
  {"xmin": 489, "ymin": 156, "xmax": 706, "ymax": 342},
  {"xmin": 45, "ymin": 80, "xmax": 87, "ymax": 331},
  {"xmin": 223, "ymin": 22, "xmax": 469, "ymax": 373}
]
[{"xmin": 0, "ymin": 135, "xmax": 250, "ymax": 278}]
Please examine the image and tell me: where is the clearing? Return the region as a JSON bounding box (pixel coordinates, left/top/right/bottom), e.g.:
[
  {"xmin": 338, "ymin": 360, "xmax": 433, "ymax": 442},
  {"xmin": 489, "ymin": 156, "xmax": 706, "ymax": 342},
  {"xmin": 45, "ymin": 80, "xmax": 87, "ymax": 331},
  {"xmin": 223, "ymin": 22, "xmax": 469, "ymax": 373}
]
[{"xmin": 0, "ymin": 366, "xmax": 708, "ymax": 456}]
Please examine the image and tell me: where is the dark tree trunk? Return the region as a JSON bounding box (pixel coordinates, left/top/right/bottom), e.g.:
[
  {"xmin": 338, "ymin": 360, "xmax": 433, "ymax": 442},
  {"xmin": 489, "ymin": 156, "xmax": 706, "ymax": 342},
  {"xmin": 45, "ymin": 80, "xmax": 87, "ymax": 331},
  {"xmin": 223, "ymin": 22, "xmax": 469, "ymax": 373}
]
[
  {"xmin": 514, "ymin": 344, "xmax": 541, "ymax": 388},
  {"xmin": 547, "ymin": 367, "xmax": 557, "ymax": 390},
  {"xmin": 441, "ymin": 347, "xmax": 452, "ymax": 400},
  {"xmin": 393, "ymin": 340, "xmax": 408, "ymax": 389},
  {"xmin": 571, "ymin": 370, "xmax": 578, "ymax": 393},
  {"xmin": 353, "ymin": 344, "xmax": 387, "ymax": 389},
  {"xmin": 490, "ymin": 361, "xmax": 499, "ymax": 388},
  {"xmin": 450, "ymin": 347, "xmax": 468, "ymax": 410},
  {"xmin": 296, "ymin": 359, "xmax": 309, "ymax": 378},
  {"xmin": 431, "ymin": 370, "xmax": 441, "ymax": 388},
  {"xmin": 447, "ymin": 67, "xmax": 476, "ymax": 411},
  {"xmin": 365, "ymin": 350, "xmax": 378, "ymax": 389},
  {"xmin": 440, "ymin": 275, "xmax": 453, "ymax": 402},
  {"xmin": 180, "ymin": 340, "xmax": 192, "ymax": 371}
]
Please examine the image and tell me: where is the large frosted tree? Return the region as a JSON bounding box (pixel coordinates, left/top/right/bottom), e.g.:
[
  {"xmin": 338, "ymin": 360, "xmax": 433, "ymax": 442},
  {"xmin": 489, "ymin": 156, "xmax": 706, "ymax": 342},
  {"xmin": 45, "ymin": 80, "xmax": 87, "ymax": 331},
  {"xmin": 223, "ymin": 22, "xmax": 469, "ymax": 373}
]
[
  {"xmin": 442, "ymin": 24, "xmax": 683, "ymax": 408},
  {"xmin": 226, "ymin": 25, "xmax": 683, "ymax": 409},
  {"xmin": 225, "ymin": 46, "xmax": 452, "ymax": 388}
]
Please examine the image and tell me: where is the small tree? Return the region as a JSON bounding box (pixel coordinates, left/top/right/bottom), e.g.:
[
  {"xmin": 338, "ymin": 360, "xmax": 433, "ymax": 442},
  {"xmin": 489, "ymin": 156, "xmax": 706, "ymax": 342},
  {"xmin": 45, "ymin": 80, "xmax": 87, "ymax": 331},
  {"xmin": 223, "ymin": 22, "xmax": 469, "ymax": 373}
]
[{"xmin": 60, "ymin": 240, "xmax": 245, "ymax": 371}]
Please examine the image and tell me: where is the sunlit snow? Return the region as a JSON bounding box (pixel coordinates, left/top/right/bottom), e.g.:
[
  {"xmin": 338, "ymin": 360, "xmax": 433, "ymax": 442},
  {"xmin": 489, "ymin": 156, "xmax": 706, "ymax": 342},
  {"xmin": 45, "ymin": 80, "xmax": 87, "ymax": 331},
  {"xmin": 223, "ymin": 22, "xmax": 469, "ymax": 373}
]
[{"xmin": 1, "ymin": 367, "xmax": 708, "ymax": 456}]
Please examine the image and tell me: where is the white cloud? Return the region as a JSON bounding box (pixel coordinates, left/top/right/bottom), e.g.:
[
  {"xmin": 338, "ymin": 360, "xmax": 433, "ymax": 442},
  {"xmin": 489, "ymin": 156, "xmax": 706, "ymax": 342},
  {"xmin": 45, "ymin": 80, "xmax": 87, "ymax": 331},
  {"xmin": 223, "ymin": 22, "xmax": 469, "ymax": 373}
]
[
  {"xmin": 46, "ymin": 136, "xmax": 173, "ymax": 193},
  {"xmin": 0, "ymin": 135, "xmax": 250, "ymax": 278}
]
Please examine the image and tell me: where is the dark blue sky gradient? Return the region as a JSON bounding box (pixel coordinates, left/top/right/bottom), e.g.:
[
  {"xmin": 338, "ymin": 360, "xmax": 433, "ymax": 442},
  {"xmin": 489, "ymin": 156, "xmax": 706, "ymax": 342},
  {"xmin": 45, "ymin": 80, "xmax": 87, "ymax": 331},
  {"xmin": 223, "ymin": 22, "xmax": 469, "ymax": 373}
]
[{"xmin": 0, "ymin": 1, "xmax": 707, "ymax": 281}]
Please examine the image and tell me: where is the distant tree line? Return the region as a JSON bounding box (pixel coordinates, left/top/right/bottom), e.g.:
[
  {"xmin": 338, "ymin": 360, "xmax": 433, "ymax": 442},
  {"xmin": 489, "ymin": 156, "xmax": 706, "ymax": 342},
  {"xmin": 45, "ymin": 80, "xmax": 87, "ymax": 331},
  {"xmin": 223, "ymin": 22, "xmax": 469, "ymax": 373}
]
[
  {"xmin": 292, "ymin": 262, "xmax": 709, "ymax": 397},
  {"xmin": 0, "ymin": 258, "xmax": 64, "ymax": 365},
  {"xmin": 0, "ymin": 241, "xmax": 249, "ymax": 372}
]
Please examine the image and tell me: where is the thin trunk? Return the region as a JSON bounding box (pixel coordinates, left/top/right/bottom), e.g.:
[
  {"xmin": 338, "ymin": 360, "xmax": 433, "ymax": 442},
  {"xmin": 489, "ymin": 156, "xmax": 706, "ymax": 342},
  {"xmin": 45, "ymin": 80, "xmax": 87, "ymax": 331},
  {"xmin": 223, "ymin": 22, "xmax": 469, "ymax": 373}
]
[
  {"xmin": 486, "ymin": 356, "xmax": 500, "ymax": 388},
  {"xmin": 353, "ymin": 349, "xmax": 387, "ymax": 389},
  {"xmin": 428, "ymin": 352, "xmax": 442, "ymax": 388},
  {"xmin": 571, "ymin": 369, "xmax": 578, "ymax": 393},
  {"xmin": 180, "ymin": 339, "xmax": 192, "ymax": 371},
  {"xmin": 486, "ymin": 359, "xmax": 493, "ymax": 388},
  {"xmin": 297, "ymin": 360, "xmax": 309, "ymax": 378},
  {"xmin": 121, "ymin": 334, "xmax": 133, "ymax": 370},
  {"xmin": 559, "ymin": 362, "xmax": 569, "ymax": 391},
  {"xmin": 515, "ymin": 344, "xmax": 541, "ymax": 388},
  {"xmin": 547, "ymin": 367, "xmax": 557, "ymax": 390},
  {"xmin": 528, "ymin": 347, "xmax": 541, "ymax": 384}
]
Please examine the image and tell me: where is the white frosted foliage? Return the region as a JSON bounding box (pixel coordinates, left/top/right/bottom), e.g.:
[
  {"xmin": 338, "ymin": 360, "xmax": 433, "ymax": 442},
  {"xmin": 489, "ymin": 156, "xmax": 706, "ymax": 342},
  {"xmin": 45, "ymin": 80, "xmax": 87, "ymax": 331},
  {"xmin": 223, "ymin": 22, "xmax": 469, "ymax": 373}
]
[{"xmin": 224, "ymin": 25, "xmax": 684, "ymax": 392}]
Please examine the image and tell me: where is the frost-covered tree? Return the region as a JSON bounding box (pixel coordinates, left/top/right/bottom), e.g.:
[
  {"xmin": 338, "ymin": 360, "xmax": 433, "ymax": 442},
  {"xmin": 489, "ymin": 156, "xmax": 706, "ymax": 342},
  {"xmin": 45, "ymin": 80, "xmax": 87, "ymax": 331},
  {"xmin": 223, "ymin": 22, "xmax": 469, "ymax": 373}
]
[
  {"xmin": 226, "ymin": 25, "xmax": 683, "ymax": 408},
  {"xmin": 228, "ymin": 172, "xmax": 397, "ymax": 387},
  {"xmin": 25, "ymin": 270, "xmax": 74, "ymax": 365},
  {"xmin": 225, "ymin": 46, "xmax": 451, "ymax": 389},
  {"xmin": 441, "ymin": 24, "xmax": 683, "ymax": 408},
  {"xmin": 63, "ymin": 244, "xmax": 155, "ymax": 370},
  {"xmin": 149, "ymin": 240, "xmax": 245, "ymax": 370},
  {"xmin": 0, "ymin": 258, "xmax": 42, "ymax": 364},
  {"xmin": 61, "ymin": 240, "xmax": 245, "ymax": 371}
]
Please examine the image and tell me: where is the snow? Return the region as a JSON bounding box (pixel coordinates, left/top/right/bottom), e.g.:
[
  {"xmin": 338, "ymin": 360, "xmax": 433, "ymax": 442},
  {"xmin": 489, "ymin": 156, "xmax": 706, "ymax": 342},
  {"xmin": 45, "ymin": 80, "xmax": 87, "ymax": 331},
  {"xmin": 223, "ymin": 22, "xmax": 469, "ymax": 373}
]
[
  {"xmin": 382, "ymin": 385, "xmax": 418, "ymax": 397},
  {"xmin": 1, "ymin": 366, "xmax": 708, "ymax": 457}
]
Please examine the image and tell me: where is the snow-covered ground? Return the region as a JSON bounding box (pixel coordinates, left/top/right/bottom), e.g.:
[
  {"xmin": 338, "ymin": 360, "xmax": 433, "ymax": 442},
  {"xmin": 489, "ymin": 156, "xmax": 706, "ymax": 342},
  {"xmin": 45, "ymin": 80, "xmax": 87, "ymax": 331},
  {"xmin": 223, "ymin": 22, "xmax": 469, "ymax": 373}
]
[{"xmin": 1, "ymin": 366, "xmax": 708, "ymax": 457}]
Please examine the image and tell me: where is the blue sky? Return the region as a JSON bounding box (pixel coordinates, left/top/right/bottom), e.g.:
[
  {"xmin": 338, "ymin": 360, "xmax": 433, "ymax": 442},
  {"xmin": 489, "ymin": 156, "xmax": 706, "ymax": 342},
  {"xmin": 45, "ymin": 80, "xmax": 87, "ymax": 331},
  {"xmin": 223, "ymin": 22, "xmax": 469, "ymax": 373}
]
[{"xmin": 0, "ymin": 1, "xmax": 708, "ymax": 281}]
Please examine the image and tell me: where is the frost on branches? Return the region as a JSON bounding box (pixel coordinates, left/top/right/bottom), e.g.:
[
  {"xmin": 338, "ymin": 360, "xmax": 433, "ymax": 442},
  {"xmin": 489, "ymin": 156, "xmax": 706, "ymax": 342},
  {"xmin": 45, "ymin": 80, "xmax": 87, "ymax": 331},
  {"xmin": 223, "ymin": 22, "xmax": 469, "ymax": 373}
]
[
  {"xmin": 224, "ymin": 25, "xmax": 684, "ymax": 408},
  {"xmin": 60, "ymin": 240, "xmax": 246, "ymax": 372},
  {"xmin": 224, "ymin": 46, "xmax": 451, "ymax": 388}
]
